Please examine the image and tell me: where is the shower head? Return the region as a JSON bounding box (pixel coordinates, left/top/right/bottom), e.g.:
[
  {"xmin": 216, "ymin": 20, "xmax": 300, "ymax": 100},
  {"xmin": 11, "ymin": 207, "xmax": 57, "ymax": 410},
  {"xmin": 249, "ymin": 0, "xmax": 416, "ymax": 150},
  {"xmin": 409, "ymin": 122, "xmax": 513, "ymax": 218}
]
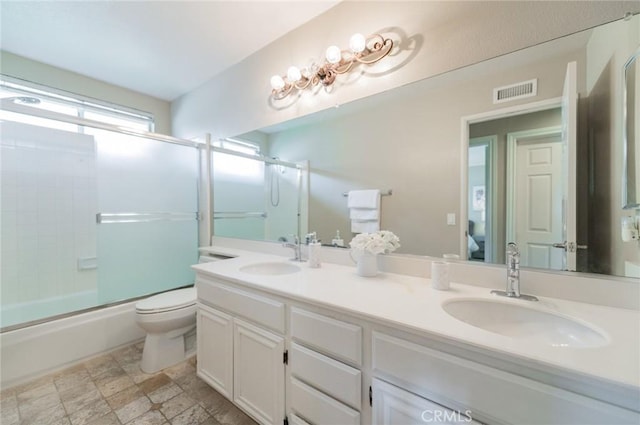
[{"xmin": 12, "ymin": 96, "xmax": 41, "ymax": 105}]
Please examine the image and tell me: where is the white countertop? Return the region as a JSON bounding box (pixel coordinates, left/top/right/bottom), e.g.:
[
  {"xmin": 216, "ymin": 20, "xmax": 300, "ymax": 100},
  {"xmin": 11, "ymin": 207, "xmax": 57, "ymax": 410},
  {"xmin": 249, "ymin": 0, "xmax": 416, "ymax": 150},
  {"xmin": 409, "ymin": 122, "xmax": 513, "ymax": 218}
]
[{"xmin": 193, "ymin": 248, "xmax": 640, "ymax": 394}]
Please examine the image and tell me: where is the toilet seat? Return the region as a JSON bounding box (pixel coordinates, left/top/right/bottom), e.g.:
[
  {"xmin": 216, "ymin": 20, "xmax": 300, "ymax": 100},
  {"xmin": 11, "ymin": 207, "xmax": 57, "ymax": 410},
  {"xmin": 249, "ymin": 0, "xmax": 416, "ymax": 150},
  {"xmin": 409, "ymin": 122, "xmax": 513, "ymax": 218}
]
[{"xmin": 136, "ymin": 287, "xmax": 196, "ymax": 314}]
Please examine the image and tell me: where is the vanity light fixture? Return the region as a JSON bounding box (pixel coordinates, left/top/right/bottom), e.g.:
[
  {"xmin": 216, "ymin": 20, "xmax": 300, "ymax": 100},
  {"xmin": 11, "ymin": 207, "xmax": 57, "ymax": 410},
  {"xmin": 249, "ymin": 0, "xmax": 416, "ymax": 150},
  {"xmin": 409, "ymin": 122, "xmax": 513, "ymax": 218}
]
[{"xmin": 270, "ymin": 33, "xmax": 393, "ymax": 100}]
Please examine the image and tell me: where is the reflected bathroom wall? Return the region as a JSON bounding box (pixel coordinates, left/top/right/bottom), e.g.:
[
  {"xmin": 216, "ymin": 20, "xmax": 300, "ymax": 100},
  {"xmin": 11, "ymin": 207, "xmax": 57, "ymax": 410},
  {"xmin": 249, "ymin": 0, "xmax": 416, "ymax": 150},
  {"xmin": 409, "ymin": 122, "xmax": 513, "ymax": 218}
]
[{"xmin": 212, "ymin": 149, "xmax": 300, "ymax": 243}]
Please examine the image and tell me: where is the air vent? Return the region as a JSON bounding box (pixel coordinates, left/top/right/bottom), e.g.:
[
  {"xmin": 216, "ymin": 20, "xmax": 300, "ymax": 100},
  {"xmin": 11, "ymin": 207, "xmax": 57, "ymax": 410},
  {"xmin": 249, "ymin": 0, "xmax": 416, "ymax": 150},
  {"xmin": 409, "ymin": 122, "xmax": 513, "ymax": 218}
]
[{"xmin": 493, "ymin": 79, "xmax": 537, "ymax": 104}]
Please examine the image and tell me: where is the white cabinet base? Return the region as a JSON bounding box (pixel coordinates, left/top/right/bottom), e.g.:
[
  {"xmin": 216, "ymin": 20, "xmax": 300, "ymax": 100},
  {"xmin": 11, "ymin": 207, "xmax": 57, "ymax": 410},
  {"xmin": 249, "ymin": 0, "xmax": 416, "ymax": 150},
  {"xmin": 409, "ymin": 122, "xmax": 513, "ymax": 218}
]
[
  {"xmin": 196, "ymin": 304, "xmax": 233, "ymax": 398},
  {"xmin": 234, "ymin": 318, "xmax": 285, "ymax": 425},
  {"xmin": 372, "ymin": 378, "xmax": 480, "ymax": 425}
]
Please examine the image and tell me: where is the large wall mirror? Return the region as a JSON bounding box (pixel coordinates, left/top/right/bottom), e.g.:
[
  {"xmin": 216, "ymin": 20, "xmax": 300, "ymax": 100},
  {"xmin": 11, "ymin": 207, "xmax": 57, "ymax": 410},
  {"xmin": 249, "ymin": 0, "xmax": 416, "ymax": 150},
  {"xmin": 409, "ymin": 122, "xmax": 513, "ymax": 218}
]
[
  {"xmin": 624, "ymin": 48, "xmax": 640, "ymax": 209},
  {"xmin": 224, "ymin": 14, "xmax": 639, "ymax": 279}
]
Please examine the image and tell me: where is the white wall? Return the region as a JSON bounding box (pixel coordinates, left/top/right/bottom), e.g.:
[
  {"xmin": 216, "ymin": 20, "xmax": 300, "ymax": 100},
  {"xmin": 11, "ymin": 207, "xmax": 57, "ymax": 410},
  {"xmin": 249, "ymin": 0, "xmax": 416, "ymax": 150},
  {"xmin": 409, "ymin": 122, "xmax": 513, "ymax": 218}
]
[
  {"xmin": 171, "ymin": 1, "xmax": 636, "ymax": 140},
  {"xmin": 1, "ymin": 51, "xmax": 172, "ymax": 135}
]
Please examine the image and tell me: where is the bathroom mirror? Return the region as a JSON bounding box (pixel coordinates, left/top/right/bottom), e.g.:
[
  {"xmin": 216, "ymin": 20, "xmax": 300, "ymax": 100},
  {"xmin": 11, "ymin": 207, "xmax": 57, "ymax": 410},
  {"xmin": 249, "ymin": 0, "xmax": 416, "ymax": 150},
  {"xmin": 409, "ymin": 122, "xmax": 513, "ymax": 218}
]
[
  {"xmin": 623, "ymin": 49, "xmax": 640, "ymax": 209},
  {"xmin": 226, "ymin": 14, "xmax": 639, "ymax": 279}
]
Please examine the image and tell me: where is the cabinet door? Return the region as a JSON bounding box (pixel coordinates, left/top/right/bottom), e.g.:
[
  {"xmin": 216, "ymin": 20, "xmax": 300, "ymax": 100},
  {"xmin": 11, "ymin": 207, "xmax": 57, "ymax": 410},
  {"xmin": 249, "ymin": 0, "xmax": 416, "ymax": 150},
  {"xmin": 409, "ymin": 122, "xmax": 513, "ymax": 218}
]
[
  {"xmin": 196, "ymin": 305, "xmax": 233, "ymax": 399},
  {"xmin": 372, "ymin": 378, "xmax": 481, "ymax": 425},
  {"xmin": 233, "ymin": 318, "xmax": 285, "ymax": 425}
]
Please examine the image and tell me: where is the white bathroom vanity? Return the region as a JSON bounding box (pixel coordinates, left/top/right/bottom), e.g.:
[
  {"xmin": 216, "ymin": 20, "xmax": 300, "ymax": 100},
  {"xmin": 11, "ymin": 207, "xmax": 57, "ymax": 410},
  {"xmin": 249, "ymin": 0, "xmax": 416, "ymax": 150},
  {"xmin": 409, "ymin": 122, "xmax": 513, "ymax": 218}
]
[{"xmin": 192, "ymin": 246, "xmax": 639, "ymax": 425}]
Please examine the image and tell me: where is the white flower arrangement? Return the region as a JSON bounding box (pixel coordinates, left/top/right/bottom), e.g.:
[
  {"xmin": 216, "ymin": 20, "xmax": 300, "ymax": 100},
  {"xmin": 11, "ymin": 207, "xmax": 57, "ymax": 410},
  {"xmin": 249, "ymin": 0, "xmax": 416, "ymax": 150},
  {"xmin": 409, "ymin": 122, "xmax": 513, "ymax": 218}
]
[{"xmin": 349, "ymin": 230, "xmax": 400, "ymax": 255}]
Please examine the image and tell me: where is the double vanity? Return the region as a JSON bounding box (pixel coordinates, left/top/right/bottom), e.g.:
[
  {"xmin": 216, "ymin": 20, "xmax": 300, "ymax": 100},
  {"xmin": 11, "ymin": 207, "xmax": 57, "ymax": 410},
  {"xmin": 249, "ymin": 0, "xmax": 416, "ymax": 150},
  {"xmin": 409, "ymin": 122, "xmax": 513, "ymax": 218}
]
[{"xmin": 192, "ymin": 246, "xmax": 640, "ymax": 425}]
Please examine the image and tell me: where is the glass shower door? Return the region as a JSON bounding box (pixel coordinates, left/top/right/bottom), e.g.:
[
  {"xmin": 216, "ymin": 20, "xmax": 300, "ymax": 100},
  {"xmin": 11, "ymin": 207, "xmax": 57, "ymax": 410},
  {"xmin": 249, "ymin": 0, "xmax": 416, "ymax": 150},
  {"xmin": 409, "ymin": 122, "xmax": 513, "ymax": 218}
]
[{"xmin": 91, "ymin": 128, "xmax": 199, "ymax": 304}]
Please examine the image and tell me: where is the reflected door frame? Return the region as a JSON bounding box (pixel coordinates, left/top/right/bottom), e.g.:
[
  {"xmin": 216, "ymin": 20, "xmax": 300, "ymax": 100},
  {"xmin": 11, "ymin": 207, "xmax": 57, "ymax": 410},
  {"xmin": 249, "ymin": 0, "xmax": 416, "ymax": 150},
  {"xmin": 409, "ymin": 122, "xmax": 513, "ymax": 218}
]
[
  {"xmin": 469, "ymin": 136, "xmax": 498, "ymax": 263},
  {"xmin": 460, "ymin": 97, "xmax": 562, "ymax": 262}
]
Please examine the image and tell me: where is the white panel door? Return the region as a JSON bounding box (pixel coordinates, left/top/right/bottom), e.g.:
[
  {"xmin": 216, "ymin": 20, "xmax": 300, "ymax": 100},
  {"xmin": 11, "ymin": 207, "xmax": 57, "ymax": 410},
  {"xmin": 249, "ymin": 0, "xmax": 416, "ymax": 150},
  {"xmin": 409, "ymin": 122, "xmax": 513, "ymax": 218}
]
[
  {"xmin": 372, "ymin": 378, "xmax": 481, "ymax": 425},
  {"xmin": 196, "ymin": 305, "xmax": 233, "ymax": 399},
  {"xmin": 515, "ymin": 136, "xmax": 564, "ymax": 269},
  {"xmin": 233, "ymin": 318, "xmax": 285, "ymax": 425}
]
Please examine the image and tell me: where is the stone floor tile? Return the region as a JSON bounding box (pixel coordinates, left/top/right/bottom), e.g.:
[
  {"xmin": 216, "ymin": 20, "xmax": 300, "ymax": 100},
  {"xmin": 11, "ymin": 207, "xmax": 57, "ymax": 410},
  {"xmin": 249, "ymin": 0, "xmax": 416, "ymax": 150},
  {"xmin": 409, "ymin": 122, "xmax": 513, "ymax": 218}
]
[
  {"xmin": 147, "ymin": 383, "xmax": 182, "ymax": 404},
  {"xmin": 18, "ymin": 391, "xmax": 62, "ymax": 421},
  {"xmin": 121, "ymin": 362, "xmax": 158, "ymax": 384},
  {"xmin": 84, "ymin": 355, "xmax": 121, "ymax": 379},
  {"xmin": 159, "ymin": 392, "xmax": 197, "ymax": 420},
  {"xmin": 62, "ymin": 387, "xmax": 103, "ymax": 416},
  {"xmin": 126, "ymin": 409, "xmax": 167, "ymax": 425},
  {"xmin": 161, "ymin": 362, "xmax": 196, "ymax": 381},
  {"xmin": 170, "ymin": 404, "xmax": 210, "ymax": 425},
  {"xmin": 58, "ymin": 379, "xmax": 98, "ymax": 403},
  {"xmin": 0, "ymin": 387, "xmax": 16, "ymax": 401},
  {"xmin": 112, "ymin": 345, "xmax": 142, "ymax": 367},
  {"xmin": 55, "ymin": 368, "xmax": 93, "ymax": 394},
  {"xmin": 212, "ymin": 402, "xmax": 256, "ymax": 425},
  {"xmin": 0, "ymin": 402, "xmax": 20, "ymax": 425},
  {"xmin": 199, "ymin": 418, "xmax": 223, "ymax": 425},
  {"xmin": 52, "ymin": 363, "xmax": 87, "ymax": 381},
  {"xmin": 106, "ymin": 384, "xmax": 145, "ymax": 411},
  {"xmin": 115, "ymin": 396, "xmax": 153, "ymax": 424},
  {"xmin": 20, "ymin": 401, "xmax": 67, "ymax": 425},
  {"xmin": 16, "ymin": 381, "xmax": 58, "ymax": 402},
  {"xmin": 5, "ymin": 342, "xmax": 258, "ymax": 425},
  {"xmin": 138, "ymin": 374, "xmax": 171, "ymax": 395},
  {"xmin": 173, "ymin": 372, "xmax": 210, "ymax": 397},
  {"xmin": 68, "ymin": 398, "xmax": 112, "ymax": 425},
  {"xmin": 12, "ymin": 374, "xmax": 54, "ymax": 397},
  {"xmin": 96, "ymin": 371, "xmax": 135, "ymax": 398},
  {"xmin": 85, "ymin": 412, "xmax": 121, "ymax": 425},
  {"xmin": 0, "ymin": 392, "xmax": 18, "ymax": 410}
]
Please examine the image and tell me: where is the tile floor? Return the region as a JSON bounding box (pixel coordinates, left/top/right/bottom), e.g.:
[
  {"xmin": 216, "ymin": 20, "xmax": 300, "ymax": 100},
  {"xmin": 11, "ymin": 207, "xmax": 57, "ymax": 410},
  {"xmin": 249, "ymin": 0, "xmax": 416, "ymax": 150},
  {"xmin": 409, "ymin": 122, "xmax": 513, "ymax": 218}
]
[{"xmin": 0, "ymin": 342, "xmax": 257, "ymax": 425}]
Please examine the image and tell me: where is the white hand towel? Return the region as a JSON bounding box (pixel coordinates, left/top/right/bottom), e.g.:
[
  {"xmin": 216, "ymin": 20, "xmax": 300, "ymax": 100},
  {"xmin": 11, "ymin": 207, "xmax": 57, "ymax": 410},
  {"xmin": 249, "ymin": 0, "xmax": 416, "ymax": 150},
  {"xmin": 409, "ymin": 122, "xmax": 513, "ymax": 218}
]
[
  {"xmin": 351, "ymin": 220, "xmax": 380, "ymax": 233},
  {"xmin": 347, "ymin": 190, "xmax": 380, "ymax": 209},
  {"xmin": 349, "ymin": 208, "xmax": 379, "ymax": 220}
]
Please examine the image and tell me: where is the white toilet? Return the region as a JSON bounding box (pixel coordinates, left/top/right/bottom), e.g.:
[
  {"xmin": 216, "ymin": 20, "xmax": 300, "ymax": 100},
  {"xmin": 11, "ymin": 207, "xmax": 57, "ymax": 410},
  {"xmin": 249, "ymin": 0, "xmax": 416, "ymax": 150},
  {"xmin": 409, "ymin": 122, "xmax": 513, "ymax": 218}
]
[{"xmin": 135, "ymin": 287, "xmax": 197, "ymax": 373}]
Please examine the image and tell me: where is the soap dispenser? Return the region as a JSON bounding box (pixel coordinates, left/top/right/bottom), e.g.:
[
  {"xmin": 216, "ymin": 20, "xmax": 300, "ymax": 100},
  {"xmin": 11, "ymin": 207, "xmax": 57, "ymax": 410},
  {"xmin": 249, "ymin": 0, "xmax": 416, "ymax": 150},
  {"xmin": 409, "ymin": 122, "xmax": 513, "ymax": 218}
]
[
  {"xmin": 308, "ymin": 233, "xmax": 322, "ymax": 268},
  {"xmin": 331, "ymin": 230, "xmax": 344, "ymax": 247}
]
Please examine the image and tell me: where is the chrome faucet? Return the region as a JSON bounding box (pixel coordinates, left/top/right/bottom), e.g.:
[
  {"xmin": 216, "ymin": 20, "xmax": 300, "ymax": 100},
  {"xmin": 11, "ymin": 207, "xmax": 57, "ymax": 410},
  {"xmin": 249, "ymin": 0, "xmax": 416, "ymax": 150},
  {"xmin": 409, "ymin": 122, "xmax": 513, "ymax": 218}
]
[
  {"xmin": 282, "ymin": 235, "xmax": 304, "ymax": 262},
  {"xmin": 491, "ymin": 242, "xmax": 538, "ymax": 301}
]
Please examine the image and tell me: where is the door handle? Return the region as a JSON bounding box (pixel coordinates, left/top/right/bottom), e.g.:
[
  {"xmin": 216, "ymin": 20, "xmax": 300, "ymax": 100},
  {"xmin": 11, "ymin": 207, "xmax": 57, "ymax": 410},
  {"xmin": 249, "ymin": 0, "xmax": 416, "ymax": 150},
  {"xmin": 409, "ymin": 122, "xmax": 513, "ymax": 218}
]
[{"xmin": 552, "ymin": 241, "xmax": 588, "ymax": 252}]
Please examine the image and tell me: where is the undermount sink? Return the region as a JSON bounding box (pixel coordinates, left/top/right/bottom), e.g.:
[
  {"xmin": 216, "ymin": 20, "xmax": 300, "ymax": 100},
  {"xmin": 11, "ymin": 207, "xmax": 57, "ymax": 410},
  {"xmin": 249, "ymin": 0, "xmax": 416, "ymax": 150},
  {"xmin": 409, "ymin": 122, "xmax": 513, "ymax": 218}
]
[
  {"xmin": 239, "ymin": 261, "xmax": 301, "ymax": 276},
  {"xmin": 442, "ymin": 298, "xmax": 609, "ymax": 348}
]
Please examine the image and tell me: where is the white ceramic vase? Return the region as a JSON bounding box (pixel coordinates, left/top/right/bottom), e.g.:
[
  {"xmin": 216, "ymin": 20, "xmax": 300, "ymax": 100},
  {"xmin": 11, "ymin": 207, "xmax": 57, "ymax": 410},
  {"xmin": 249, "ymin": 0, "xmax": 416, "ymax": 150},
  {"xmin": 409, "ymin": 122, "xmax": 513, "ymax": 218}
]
[{"xmin": 356, "ymin": 252, "xmax": 379, "ymax": 277}]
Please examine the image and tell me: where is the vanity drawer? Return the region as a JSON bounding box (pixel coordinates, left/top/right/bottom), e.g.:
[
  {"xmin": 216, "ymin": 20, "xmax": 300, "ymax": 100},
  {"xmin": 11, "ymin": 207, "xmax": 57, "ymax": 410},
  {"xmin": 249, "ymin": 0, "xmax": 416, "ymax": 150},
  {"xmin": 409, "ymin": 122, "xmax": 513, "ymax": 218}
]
[
  {"xmin": 372, "ymin": 332, "xmax": 639, "ymax": 425},
  {"xmin": 290, "ymin": 377, "xmax": 360, "ymax": 425},
  {"xmin": 197, "ymin": 278, "xmax": 285, "ymax": 333},
  {"xmin": 290, "ymin": 342, "xmax": 361, "ymax": 410},
  {"xmin": 288, "ymin": 413, "xmax": 311, "ymax": 425},
  {"xmin": 290, "ymin": 307, "xmax": 362, "ymax": 366}
]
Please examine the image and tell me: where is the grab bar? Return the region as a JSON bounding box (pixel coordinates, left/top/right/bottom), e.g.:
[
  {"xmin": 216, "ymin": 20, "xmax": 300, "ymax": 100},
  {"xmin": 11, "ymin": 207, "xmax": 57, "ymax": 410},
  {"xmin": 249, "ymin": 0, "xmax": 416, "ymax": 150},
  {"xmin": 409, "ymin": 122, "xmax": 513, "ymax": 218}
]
[
  {"xmin": 96, "ymin": 212, "xmax": 199, "ymax": 224},
  {"xmin": 213, "ymin": 211, "xmax": 267, "ymax": 219}
]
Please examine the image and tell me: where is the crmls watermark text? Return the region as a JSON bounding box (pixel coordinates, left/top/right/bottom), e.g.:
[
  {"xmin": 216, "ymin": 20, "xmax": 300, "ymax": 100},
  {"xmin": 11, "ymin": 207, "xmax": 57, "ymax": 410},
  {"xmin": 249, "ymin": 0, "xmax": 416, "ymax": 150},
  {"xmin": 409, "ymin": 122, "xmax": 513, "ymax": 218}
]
[{"xmin": 421, "ymin": 409, "xmax": 474, "ymax": 423}]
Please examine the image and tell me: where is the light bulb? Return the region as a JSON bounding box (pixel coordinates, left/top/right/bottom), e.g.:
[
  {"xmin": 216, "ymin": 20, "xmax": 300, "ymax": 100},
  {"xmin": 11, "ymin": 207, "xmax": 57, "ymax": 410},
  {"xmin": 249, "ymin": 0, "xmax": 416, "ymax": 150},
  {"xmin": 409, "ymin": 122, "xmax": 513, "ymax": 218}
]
[
  {"xmin": 325, "ymin": 45, "xmax": 342, "ymax": 64},
  {"xmin": 287, "ymin": 66, "xmax": 302, "ymax": 82},
  {"xmin": 270, "ymin": 75, "xmax": 285, "ymax": 90},
  {"xmin": 349, "ymin": 33, "xmax": 366, "ymax": 53}
]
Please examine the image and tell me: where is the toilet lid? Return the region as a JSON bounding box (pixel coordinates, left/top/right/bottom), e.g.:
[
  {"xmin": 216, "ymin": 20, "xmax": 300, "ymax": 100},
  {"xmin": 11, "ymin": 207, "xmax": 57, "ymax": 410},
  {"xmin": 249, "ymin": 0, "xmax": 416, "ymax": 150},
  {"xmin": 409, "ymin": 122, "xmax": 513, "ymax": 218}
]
[{"xmin": 136, "ymin": 287, "xmax": 197, "ymax": 313}]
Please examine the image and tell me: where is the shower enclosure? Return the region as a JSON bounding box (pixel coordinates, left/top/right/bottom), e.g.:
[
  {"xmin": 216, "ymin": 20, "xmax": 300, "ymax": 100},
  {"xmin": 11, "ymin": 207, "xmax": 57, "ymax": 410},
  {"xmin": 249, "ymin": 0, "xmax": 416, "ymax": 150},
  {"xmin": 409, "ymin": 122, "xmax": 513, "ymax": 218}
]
[
  {"xmin": 212, "ymin": 144, "xmax": 302, "ymax": 243},
  {"xmin": 0, "ymin": 91, "xmax": 304, "ymax": 330}
]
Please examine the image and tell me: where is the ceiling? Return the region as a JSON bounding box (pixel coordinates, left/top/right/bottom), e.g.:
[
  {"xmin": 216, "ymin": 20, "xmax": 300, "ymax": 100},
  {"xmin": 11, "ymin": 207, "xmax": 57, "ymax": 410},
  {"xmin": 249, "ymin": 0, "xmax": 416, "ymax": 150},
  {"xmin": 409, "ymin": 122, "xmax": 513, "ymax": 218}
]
[{"xmin": 0, "ymin": 1, "xmax": 339, "ymax": 101}]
